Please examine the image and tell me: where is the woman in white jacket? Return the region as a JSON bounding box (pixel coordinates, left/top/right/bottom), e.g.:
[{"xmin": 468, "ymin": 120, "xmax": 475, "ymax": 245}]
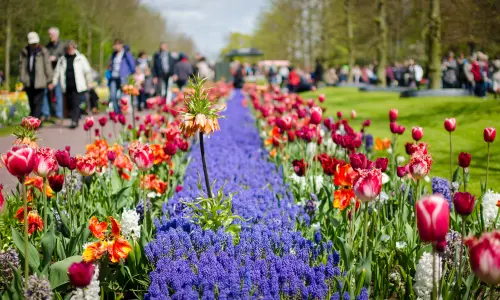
[{"xmin": 52, "ymin": 40, "xmax": 92, "ymax": 129}]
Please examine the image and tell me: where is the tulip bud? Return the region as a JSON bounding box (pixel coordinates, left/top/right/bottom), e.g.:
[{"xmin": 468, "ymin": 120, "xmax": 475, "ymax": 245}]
[
  {"xmin": 351, "ymin": 110, "xmax": 356, "ymax": 119},
  {"xmin": 94, "ymin": 129, "xmax": 100, "ymax": 137},
  {"xmin": 68, "ymin": 262, "xmax": 95, "ymax": 288},
  {"xmin": 68, "ymin": 157, "xmax": 77, "ymax": 171},
  {"xmin": 453, "ymin": 192, "xmax": 476, "ymax": 216},
  {"xmin": 84, "ymin": 116, "xmax": 94, "ymax": 129},
  {"xmin": 375, "ymin": 158, "xmax": 388, "ymax": 172},
  {"xmin": 65, "ymin": 145, "xmax": 71, "ymax": 153},
  {"xmin": 55, "ymin": 149, "xmax": 70, "ymax": 168},
  {"xmin": 0, "ymin": 184, "xmax": 5, "ymax": 212},
  {"xmin": 292, "ymin": 159, "xmax": 308, "ymax": 177},
  {"xmin": 175, "ymin": 185, "xmax": 183, "ymax": 193},
  {"xmin": 107, "ymin": 150, "xmax": 117, "ymax": 162},
  {"xmin": 484, "ymin": 127, "xmax": 496, "ymax": 143},
  {"xmin": 412, "ymin": 126, "xmax": 424, "ymax": 141},
  {"xmin": 416, "ymin": 194, "xmax": 450, "ymax": 243},
  {"xmin": 397, "ymin": 125, "xmax": 406, "ymax": 135},
  {"xmin": 318, "ymin": 94, "xmax": 325, "ymax": 103},
  {"xmin": 444, "ymin": 118, "xmax": 456, "ymax": 132},
  {"xmin": 396, "ymin": 165, "xmax": 409, "ymax": 178},
  {"xmin": 164, "ymin": 142, "xmax": 177, "ymax": 156},
  {"xmin": 458, "ymin": 152, "xmax": 471, "ymax": 168},
  {"xmin": 389, "ymin": 109, "xmax": 398, "ymax": 122},
  {"xmin": 336, "ymin": 111, "xmax": 343, "ymax": 119},
  {"xmin": 118, "ymin": 114, "xmax": 126, "ymax": 125},
  {"xmin": 353, "ymin": 168, "xmax": 382, "ymax": 202},
  {"xmin": 310, "ymin": 107, "xmax": 323, "ymax": 125},
  {"xmin": 349, "ymin": 153, "xmax": 372, "ymax": 170},
  {"xmin": 98, "ymin": 116, "xmax": 108, "ymax": 127},
  {"xmin": 48, "ymin": 174, "xmax": 64, "ymax": 193},
  {"xmin": 464, "ymin": 230, "xmax": 500, "ymax": 285},
  {"xmin": 362, "ymin": 119, "xmax": 371, "ymax": 127},
  {"xmin": 287, "ymin": 130, "xmax": 296, "ymax": 142},
  {"xmin": 390, "ymin": 122, "xmax": 398, "ymax": 134}
]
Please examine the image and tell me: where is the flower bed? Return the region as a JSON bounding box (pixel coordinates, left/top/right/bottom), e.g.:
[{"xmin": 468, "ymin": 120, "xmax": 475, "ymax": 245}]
[{"xmin": 146, "ymin": 90, "xmax": 367, "ymax": 299}]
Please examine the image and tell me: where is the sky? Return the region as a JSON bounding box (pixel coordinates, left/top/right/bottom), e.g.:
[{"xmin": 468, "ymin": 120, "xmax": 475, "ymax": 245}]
[{"xmin": 143, "ymin": 0, "xmax": 267, "ymax": 60}]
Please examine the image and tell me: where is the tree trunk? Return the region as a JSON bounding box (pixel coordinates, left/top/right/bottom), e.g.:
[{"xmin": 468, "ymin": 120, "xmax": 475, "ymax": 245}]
[
  {"xmin": 428, "ymin": 0, "xmax": 441, "ymax": 89},
  {"xmin": 4, "ymin": 14, "xmax": 11, "ymax": 89},
  {"xmin": 344, "ymin": 0, "xmax": 355, "ymax": 83},
  {"xmin": 376, "ymin": 0, "xmax": 387, "ymax": 87},
  {"xmin": 87, "ymin": 24, "xmax": 92, "ymax": 65}
]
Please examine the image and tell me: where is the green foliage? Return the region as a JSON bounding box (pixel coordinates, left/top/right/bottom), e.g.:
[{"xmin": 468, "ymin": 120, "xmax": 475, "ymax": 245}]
[{"xmin": 181, "ymin": 184, "xmax": 244, "ymax": 242}]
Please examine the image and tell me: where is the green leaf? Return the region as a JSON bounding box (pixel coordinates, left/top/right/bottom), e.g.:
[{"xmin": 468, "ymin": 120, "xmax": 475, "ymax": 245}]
[
  {"xmin": 49, "ymin": 256, "xmax": 82, "ymax": 289},
  {"xmin": 41, "ymin": 225, "xmax": 56, "ymax": 269},
  {"xmin": 11, "ymin": 227, "xmax": 40, "ymax": 270}
]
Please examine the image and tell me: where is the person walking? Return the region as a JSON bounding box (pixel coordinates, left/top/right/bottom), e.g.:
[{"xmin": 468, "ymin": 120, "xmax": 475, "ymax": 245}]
[
  {"xmin": 152, "ymin": 42, "xmax": 176, "ymax": 97},
  {"xmin": 196, "ymin": 56, "xmax": 213, "ymax": 81},
  {"xmin": 173, "ymin": 53, "xmax": 193, "ymax": 90},
  {"xmin": 19, "ymin": 32, "xmax": 53, "ymax": 120},
  {"xmin": 43, "ymin": 27, "xmax": 65, "ymax": 123},
  {"xmin": 52, "ymin": 41, "xmax": 92, "ymax": 129},
  {"xmin": 107, "ymin": 39, "xmax": 136, "ymax": 114},
  {"xmin": 442, "ymin": 51, "xmax": 459, "ymax": 88},
  {"xmin": 313, "ymin": 59, "xmax": 324, "ymax": 87}
]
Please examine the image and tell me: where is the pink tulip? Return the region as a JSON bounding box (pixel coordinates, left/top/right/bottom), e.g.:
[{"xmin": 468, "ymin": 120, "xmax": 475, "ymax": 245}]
[
  {"xmin": 84, "ymin": 116, "xmax": 94, "ymax": 129},
  {"xmin": 1, "ymin": 145, "xmax": 36, "ymax": 180},
  {"xmin": 396, "ymin": 125, "xmax": 406, "ymax": 135},
  {"xmin": 444, "ymin": 118, "xmax": 456, "ymax": 132},
  {"xmin": 34, "ymin": 147, "xmax": 59, "ymax": 177},
  {"xmin": 353, "ymin": 168, "xmax": 382, "ymax": 202},
  {"xmin": 68, "ymin": 157, "xmax": 77, "ymax": 171},
  {"xmin": 310, "ymin": 107, "xmax": 322, "ymax": 125},
  {"xmin": 276, "ymin": 116, "xmax": 292, "ymax": 131},
  {"xmin": 336, "ymin": 111, "xmax": 343, "ymax": 119},
  {"xmin": 118, "ymin": 114, "xmax": 126, "ymax": 125},
  {"xmin": 389, "ymin": 109, "xmax": 398, "ymax": 122},
  {"xmin": 409, "ymin": 150, "xmax": 432, "ymax": 180},
  {"xmin": 453, "ymin": 192, "xmax": 476, "ymax": 216},
  {"xmin": 465, "ymin": 230, "xmax": 500, "ymax": 285},
  {"xmin": 318, "ymin": 94, "xmax": 325, "ymax": 103},
  {"xmin": 396, "ymin": 165, "xmax": 409, "ymax": 178},
  {"xmin": 390, "ymin": 122, "xmax": 398, "ymax": 134},
  {"xmin": 133, "ymin": 145, "xmax": 154, "ymax": 171},
  {"xmin": 375, "ymin": 158, "xmax": 388, "ymax": 172},
  {"xmin": 68, "ymin": 262, "xmax": 95, "ymax": 288},
  {"xmin": 98, "ymin": 116, "xmax": 108, "ymax": 127},
  {"xmin": 412, "ymin": 126, "xmax": 424, "ymax": 141},
  {"xmin": 76, "ymin": 156, "xmax": 96, "ymax": 176},
  {"xmin": 416, "ymin": 194, "xmax": 450, "ymax": 243},
  {"xmin": 55, "ymin": 149, "xmax": 70, "ymax": 168},
  {"xmin": 484, "ymin": 127, "xmax": 496, "ymax": 143},
  {"xmin": 21, "ymin": 116, "xmax": 41, "ymax": 130},
  {"xmin": 107, "ymin": 150, "xmax": 117, "ymax": 162}
]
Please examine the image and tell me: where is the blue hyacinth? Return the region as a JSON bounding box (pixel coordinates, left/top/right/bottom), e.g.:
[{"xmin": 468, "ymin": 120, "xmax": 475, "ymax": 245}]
[{"xmin": 431, "ymin": 177, "xmax": 453, "ymax": 209}]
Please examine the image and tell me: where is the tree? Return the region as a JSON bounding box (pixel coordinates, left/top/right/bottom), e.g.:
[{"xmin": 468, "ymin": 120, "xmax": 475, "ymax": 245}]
[
  {"xmin": 344, "ymin": 0, "xmax": 355, "ymax": 82},
  {"xmin": 376, "ymin": 0, "xmax": 388, "ymax": 86},
  {"xmin": 428, "ymin": 0, "xmax": 441, "ymax": 89}
]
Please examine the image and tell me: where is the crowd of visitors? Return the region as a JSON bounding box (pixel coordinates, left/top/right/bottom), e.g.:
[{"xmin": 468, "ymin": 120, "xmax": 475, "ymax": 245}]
[{"xmin": 18, "ymin": 28, "xmax": 215, "ymax": 129}]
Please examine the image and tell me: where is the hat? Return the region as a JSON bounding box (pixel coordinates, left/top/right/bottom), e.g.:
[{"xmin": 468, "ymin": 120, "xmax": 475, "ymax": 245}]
[{"xmin": 27, "ymin": 32, "xmax": 40, "ymax": 44}]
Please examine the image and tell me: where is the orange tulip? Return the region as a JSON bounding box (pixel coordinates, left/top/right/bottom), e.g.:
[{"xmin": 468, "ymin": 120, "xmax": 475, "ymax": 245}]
[
  {"xmin": 89, "ymin": 216, "xmax": 108, "ymax": 239},
  {"xmin": 82, "ymin": 241, "xmax": 108, "ymax": 262},
  {"xmin": 27, "ymin": 210, "xmax": 44, "ymax": 234},
  {"xmin": 107, "ymin": 237, "xmax": 132, "ymax": 263}
]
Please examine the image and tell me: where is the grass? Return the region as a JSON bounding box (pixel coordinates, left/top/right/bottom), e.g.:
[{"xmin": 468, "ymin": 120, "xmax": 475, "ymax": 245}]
[{"xmin": 301, "ymin": 87, "xmax": 500, "ymax": 194}]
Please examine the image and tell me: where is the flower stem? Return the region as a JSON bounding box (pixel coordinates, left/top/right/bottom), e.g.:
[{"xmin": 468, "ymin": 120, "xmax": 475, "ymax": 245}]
[
  {"xmin": 463, "ymin": 168, "xmax": 467, "ymax": 192},
  {"xmin": 449, "ymin": 132, "xmax": 453, "ymax": 184},
  {"xmin": 43, "ymin": 177, "xmax": 47, "ymax": 233},
  {"xmin": 362, "ymin": 202, "xmax": 369, "ymax": 259},
  {"xmin": 432, "ymin": 247, "xmax": 437, "ymax": 300},
  {"xmin": 199, "ymin": 131, "xmax": 213, "ymax": 198},
  {"xmin": 22, "ymin": 181, "xmax": 29, "ymax": 288},
  {"xmin": 458, "ymin": 216, "xmax": 465, "ymax": 288},
  {"xmin": 486, "ymin": 142, "xmax": 490, "ymax": 190}
]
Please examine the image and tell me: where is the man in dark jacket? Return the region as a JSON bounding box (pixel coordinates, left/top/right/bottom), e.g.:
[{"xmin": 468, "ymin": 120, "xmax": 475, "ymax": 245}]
[
  {"xmin": 43, "ymin": 27, "xmax": 65, "ymax": 123},
  {"xmin": 173, "ymin": 53, "xmax": 193, "ymax": 90},
  {"xmin": 107, "ymin": 39, "xmax": 136, "ymax": 113},
  {"xmin": 19, "ymin": 32, "xmax": 53, "ymax": 120},
  {"xmin": 152, "ymin": 42, "xmax": 176, "ymax": 97}
]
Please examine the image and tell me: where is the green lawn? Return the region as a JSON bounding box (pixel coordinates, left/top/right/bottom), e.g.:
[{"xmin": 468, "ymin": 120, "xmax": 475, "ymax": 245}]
[{"xmin": 301, "ymin": 87, "xmax": 500, "ymax": 194}]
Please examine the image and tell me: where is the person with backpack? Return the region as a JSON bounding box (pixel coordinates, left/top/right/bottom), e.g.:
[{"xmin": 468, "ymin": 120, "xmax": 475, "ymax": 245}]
[{"xmin": 107, "ymin": 39, "xmax": 136, "ymax": 113}]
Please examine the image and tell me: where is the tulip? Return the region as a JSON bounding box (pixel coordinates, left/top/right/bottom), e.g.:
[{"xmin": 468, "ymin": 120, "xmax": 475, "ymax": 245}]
[
  {"xmin": 164, "ymin": 142, "xmax": 177, "ymax": 156},
  {"xmin": 34, "ymin": 147, "xmax": 58, "ymax": 178},
  {"xmin": 21, "ymin": 116, "xmax": 41, "ymax": 131},
  {"xmin": 390, "ymin": 122, "xmax": 398, "ymax": 134},
  {"xmin": 133, "ymin": 146, "xmax": 154, "ymax": 171},
  {"xmin": 409, "ymin": 151, "xmax": 432, "ymax": 180},
  {"xmin": 458, "ymin": 152, "xmax": 471, "ymax": 168},
  {"xmin": 84, "ymin": 116, "xmax": 94, "ymax": 129},
  {"xmin": 362, "ymin": 119, "xmax": 371, "ymax": 127},
  {"xmin": 94, "ymin": 129, "xmax": 100, "ymax": 137},
  {"xmin": 0, "ymin": 184, "xmax": 5, "ymax": 212},
  {"xmin": 464, "ymin": 230, "xmax": 500, "ymax": 285},
  {"xmin": 318, "ymin": 94, "xmax": 325, "ymax": 103},
  {"xmin": 444, "ymin": 118, "xmax": 456, "ymax": 132},
  {"xmin": 323, "ymin": 118, "xmax": 332, "ymax": 130},
  {"xmin": 353, "ymin": 168, "xmax": 382, "ymax": 202},
  {"xmin": 396, "ymin": 125, "xmax": 406, "ymax": 135},
  {"xmin": 55, "ymin": 149, "xmax": 70, "ymax": 168},
  {"xmin": 351, "ymin": 110, "xmax": 356, "ymax": 119},
  {"xmin": 65, "ymin": 145, "xmax": 71, "ymax": 153},
  {"xmin": 396, "ymin": 165, "xmax": 409, "ymax": 178},
  {"xmin": 98, "ymin": 116, "xmax": 108, "ymax": 127},
  {"xmin": 109, "ymin": 112, "xmax": 118, "ymax": 123},
  {"xmin": 175, "ymin": 185, "xmax": 183, "ymax": 193},
  {"xmin": 310, "ymin": 107, "xmax": 322, "ymax": 125},
  {"xmin": 118, "ymin": 114, "xmax": 126, "ymax": 125},
  {"xmin": 292, "ymin": 159, "xmax": 308, "ymax": 177},
  {"xmin": 375, "ymin": 158, "xmax": 388, "ymax": 172},
  {"xmin": 68, "ymin": 157, "xmax": 77, "ymax": 171},
  {"xmin": 412, "ymin": 126, "xmax": 424, "ymax": 141},
  {"xmin": 405, "ymin": 142, "xmax": 416, "ymax": 155},
  {"xmin": 48, "ymin": 174, "xmax": 64, "ymax": 193},
  {"xmin": 389, "ymin": 109, "xmax": 398, "ymax": 122},
  {"xmin": 107, "ymin": 150, "xmax": 116, "ymax": 162},
  {"xmin": 484, "ymin": 127, "xmax": 496, "ymax": 143},
  {"xmin": 416, "ymin": 194, "xmax": 450, "ymax": 243},
  {"xmin": 349, "ymin": 153, "xmax": 372, "ymax": 170},
  {"xmin": 276, "ymin": 116, "xmax": 292, "ymax": 131},
  {"xmin": 453, "ymin": 192, "xmax": 475, "ymax": 216},
  {"xmin": 68, "ymin": 262, "xmax": 95, "ymax": 288},
  {"xmin": 1, "ymin": 145, "xmax": 36, "ymax": 181},
  {"xmin": 76, "ymin": 156, "xmax": 96, "ymax": 176},
  {"xmin": 336, "ymin": 111, "xmax": 343, "ymax": 119}
]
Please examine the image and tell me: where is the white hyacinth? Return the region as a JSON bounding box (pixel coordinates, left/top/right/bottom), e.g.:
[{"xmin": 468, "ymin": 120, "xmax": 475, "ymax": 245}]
[
  {"xmin": 71, "ymin": 265, "xmax": 100, "ymax": 300},
  {"xmin": 289, "ymin": 173, "xmax": 306, "ymax": 190},
  {"xmin": 121, "ymin": 209, "xmax": 141, "ymax": 239},
  {"xmin": 313, "ymin": 175, "xmax": 324, "ymax": 193},
  {"xmin": 483, "ymin": 190, "xmax": 500, "ymax": 227},
  {"xmin": 306, "ymin": 142, "xmax": 317, "ymax": 158},
  {"xmin": 325, "ymin": 138, "xmax": 336, "ymax": 152},
  {"xmin": 396, "ymin": 156, "xmax": 406, "ymax": 164},
  {"xmin": 414, "ymin": 252, "xmax": 442, "ymax": 300}
]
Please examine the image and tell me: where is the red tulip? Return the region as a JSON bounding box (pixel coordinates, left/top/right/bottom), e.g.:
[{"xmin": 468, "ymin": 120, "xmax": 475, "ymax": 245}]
[
  {"xmin": 287, "ymin": 130, "xmax": 296, "ymax": 142},
  {"xmin": 55, "ymin": 149, "xmax": 70, "ymax": 168},
  {"xmin": 94, "ymin": 129, "xmax": 100, "ymax": 137},
  {"xmin": 397, "ymin": 125, "xmax": 406, "ymax": 135},
  {"xmin": 412, "ymin": 126, "xmax": 424, "ymax": 141},
  {"xmin": 276, "ymin": 116, "xmax": 292, "ymax": 131},
  {"xmin": 68, "ymin": 157, "xmax": 77, "ymax": 171},
  {"xmin": 292, "ymin": 159, "xmax": 308, "ymax": 177},
  {"xmin": 177, "ymin": 139, "xmax": 189, "ymax": 152},
  {"xmin": 405, "ymin": 142, "xmax": 416, "ymax": 155},
  {"xmin": 68, "ymin": 261, "xmax": 95, "ymax": 288},
  {"xmin": 107, "ymin": 150, "xmax": 117, "ymax": 162},
  {"xmin": 362, "ymin": 119, "xmax": 371, "ymax": 127},
  {"xmin": 349, "ymin": 153, "xmax": 372, "ymax": 171},
  {"xmin": 389, "ymin": 109, "xmax": 398, "ymax": 122},
  {"xmin": 464, "ymin": 230, "xmax": 500, "ymax": 285},
  {"xmin": 375, "ymin": 158, "xmax": 388, "ymax": 172},
  {"xmin": 34, "ymin": 147, "xmax": 58, "ymax": 177},
  {"xmin": 109, "ymin": 112, "xmax": 118, "ymax": 123},
  {"xmin": 396, "ymin": 165, "xmax": 409, "ymax": 178},
  {"xmin": 118, "ymin": 114, "xmax": 126, "ymax": 125},
  {"xmin": 65, "ymin": 145, "xmax": 71, "ymax": 153},
  {"xmin": 1, "ymin": 145, "xmax": 36, "ymax": 180},
  {"xmin": 351, "ymin": 110, "xmax": 356, "ymax": 119},
  {"xmin": 444, "ymin": 118, "xmax": 456, "ymax": 132},
  {"xmin": 318, "ymin": 94, "xmax": 325, "ymax": 103},
  {"xmin": 353, "ymin": 168, "xmax": 382, "ymax": 202},
  {"xmin": 76, "ymin": 156, "xmax": 96, "ymax": 176},
  {"xmin": 48, "ymin": 174, "xmax": 64, "ymax": 192},
  {"xmin": 310, "ymin": 107, "xmax": 322, "ymax": 125},
  {"xmin": 323, "ymin": 118, "xmax": 332, "ymax": 130},
  {"xmin": 98, "ymin": 116, "xmax": 108, "ymax": 127},
  {"xmin": 336, "ymin": 111, "xmax": 343, "ymax": 119},
  {"xmin": 175, "ymin": 185, "xmax": 183, "ymax": 193},
  {"xmin": 390, "ymin": 122, "xmax": 398, "ymax": 134},
  {"xmin": 453, "ymin": 192, "xmax": 476, "ymax": 216},
  {"xmin": 84, "ymin": 116, "xmax": 94, "ymax": 129},
  {"xmin": 164, "ymin": 142, "xmax": 177, "ymax": 156},
  {"xmin": 458, "ymin": 152, "xmax": 471, "ymax": 168},
  {"xmin": 484, "ymin": 127, "xmax": 496, "ymax": 143},
  {"xmin": 133, "ymin": 145, "xmax": 154, "ymax": 171},
  {"xmin": 416, "ymin": 194, "xmax": 450, "ymax": 243},
  {"xmin": 21, "ymin": 116, "xmax": 41, "ymax": 130}
]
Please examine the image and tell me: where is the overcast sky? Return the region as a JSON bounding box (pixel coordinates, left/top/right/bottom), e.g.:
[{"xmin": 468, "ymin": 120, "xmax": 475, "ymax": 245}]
[{"xmin": 143, "ymin": 0, "xmax": 267, "ymax": 60}]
